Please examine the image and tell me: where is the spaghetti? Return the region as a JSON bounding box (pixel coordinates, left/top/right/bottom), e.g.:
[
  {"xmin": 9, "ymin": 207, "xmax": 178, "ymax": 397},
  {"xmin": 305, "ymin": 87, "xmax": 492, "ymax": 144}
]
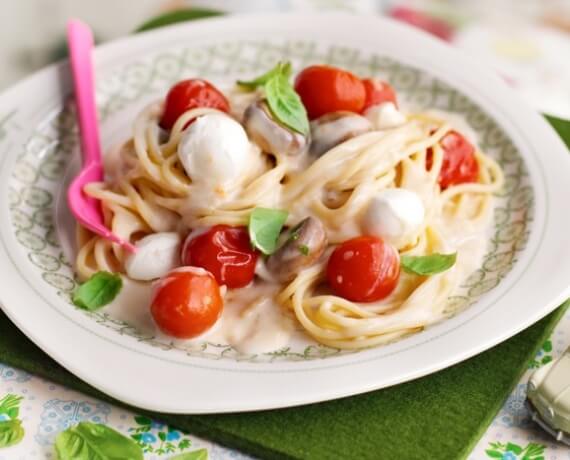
[{"xmin": 74, "ymin": 66, "xmax": 504, "ymax": 351}]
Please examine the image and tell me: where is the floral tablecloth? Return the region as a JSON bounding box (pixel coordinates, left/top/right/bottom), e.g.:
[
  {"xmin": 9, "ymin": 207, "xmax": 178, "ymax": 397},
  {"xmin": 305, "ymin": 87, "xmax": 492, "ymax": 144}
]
[
  {"xmin": 1, "ymin": 310, "xmax": 569, "ymax": 459},
  {"xmin": 1, "ymin": 1, "xmax": 569, "ymax": 459}
]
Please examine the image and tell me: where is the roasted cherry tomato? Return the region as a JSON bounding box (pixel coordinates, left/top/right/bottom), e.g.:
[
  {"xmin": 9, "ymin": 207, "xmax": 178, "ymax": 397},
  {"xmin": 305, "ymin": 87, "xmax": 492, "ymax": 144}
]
[
  {"xmin": 326, "ymin": 236, "xmax": 400, "ymax": 302},
  {"xmin": 182, "ymin": 225, "xmax": 258, "ymax": 289},
  {"xmin": 160, "ymin": 79, "xmax": 230, "ymax": 130},
  {"xmin": 150, "ymin": 268, "xmax": 223, "ymax": 339},
  {"xmin": 362, "ymin": 78, "xmax": 398, "ymax": 111},
  {"xmin": 294, "ymin": 65, "xmax": 366, "ymax": 120},
  {"xmin": 427, "ymin": 130, "xmax": 479, "ymax": 190}
]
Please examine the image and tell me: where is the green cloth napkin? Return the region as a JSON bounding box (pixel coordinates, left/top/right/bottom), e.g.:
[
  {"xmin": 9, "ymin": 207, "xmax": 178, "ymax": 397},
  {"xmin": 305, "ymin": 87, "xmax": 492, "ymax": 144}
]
[{"xmin": 0, "ymin": 305, "xmax": 567, "ymax": 460}]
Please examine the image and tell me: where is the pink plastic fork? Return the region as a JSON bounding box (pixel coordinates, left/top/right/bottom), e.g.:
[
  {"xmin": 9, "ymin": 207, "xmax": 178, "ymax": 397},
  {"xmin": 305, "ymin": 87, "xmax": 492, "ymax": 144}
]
[{"xmin": 66, "ymin": 19, "xmax": 137, "ymax": 253}]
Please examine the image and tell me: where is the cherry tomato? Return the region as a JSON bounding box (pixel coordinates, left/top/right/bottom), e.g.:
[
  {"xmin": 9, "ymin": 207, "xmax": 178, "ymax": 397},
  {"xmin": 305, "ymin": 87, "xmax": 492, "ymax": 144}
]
[
  {"xmin": 326, "ymin": 236, "xmax": 400, "ymax": 303},
  {"xmin": 159, "ymin": 79, "xmax": 230, "ymax": 130},
  {"xmin": 294, "ymin": 65, "xmax": 366, "ymax": 120},
  {"xmin": 362, "ymin": 78, "xmax": 398, "ymax": 111},
  {"xmin": 150, "ymin": 268, "xmax": 223, "ymax": 339},
  {"xmin": 182, "ymin": 225, "xmax": 258, "ymax": 289},
  {"xmin": 427, "ymin": 130, "xmax": 479, "ymax": 190}
]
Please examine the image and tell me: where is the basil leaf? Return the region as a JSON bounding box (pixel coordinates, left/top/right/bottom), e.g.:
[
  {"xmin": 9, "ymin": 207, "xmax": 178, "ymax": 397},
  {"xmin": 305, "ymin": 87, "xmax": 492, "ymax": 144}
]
[
  {"xmin": 237, "ymin": 62, "xmax": 292, "ymax": 90},
  {"xmin": 401, "ymin": 253, "xmax": 457, "ymax": 276},
  {"xmin": 249, "ymin": 207, "xmax": 289, "ymax": 255},
  {"xmin": 73, "ymin": 272, "xmax": 123, "ymax": 311},
  {"xmin": 55, "ymin": 422, "xmax": 143, "ymax": 460},
  {"xmin": 169, "ymin": 449, "xmax": 209, "ymax": 460},
  {"xmin": 134, "ymin": 8, "xmax": 223, "ymax": 33},
  {"xmin": 237, "ymin": 61, "xmax": 308, "ymax": 135},
  {"xmin": 0, "ymin": 419, "xmax": 24, "ymax": 448},
  {"xmin": 265, "ymin": 72, "xmax": 310, "ymax": 135}
]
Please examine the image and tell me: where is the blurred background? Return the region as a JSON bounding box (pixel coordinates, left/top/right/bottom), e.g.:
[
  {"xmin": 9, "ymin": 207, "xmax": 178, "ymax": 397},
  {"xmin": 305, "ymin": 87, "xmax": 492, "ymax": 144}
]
[{"xmin": 1, "ymin": 0, "xmax": 569, "ymax": 118}]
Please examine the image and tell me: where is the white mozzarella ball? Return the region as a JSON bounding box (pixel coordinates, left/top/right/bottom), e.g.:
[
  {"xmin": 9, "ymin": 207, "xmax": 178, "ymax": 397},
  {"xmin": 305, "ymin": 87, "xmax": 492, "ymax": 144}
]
[
  {"xmin": 362, "ymin": 189, "xmax": 425, "ymax": 247},
  {"xmin": 177, "ymin": 113, "xmax": 250, "ymax": 188},
  {"xmin": 125, "ymin": 233, "xmax": 181, "ymax": 281},
  {"xmin": 365, "ymin": 102, "xmax": 407, "ymax": 130}
]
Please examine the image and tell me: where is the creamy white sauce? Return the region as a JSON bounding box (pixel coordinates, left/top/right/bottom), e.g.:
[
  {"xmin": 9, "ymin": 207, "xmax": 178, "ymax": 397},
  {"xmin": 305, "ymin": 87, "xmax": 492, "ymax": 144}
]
[
  {"xmin": 102, "ymin": 100, "xmax": 495, "ymax": 352},
  {"xmin": 105, "ymin": 278, "xmax": 294, "ymax": 355},
  {"xmin": 207, "ymin": 283, "xmax": 295, "ymax": 354}
]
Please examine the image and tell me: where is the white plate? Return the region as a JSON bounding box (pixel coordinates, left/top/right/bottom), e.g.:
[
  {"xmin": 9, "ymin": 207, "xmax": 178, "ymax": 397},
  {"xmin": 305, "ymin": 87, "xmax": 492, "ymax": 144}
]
[{"xmin": 0, "ymin": 13, "xmax": 569, "ymax": 414}]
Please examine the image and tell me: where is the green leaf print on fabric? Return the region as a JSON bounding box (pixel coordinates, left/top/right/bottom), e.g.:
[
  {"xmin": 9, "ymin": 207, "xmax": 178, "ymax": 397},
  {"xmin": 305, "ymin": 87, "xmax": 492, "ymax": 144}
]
[
  {"xmin": 485, "ymin": 441, "xmax": 546, "ymax": 460},
  {"xmin": 129, "ymin": 416, "xmax": 194, "ymax": 454},
  {"xmin": 529, "ymin": 339, "xmax": 554, "ymax": 369},
  {"xmin": 0, "ymin": 394, "xmax": 25, "ymax": 449}
]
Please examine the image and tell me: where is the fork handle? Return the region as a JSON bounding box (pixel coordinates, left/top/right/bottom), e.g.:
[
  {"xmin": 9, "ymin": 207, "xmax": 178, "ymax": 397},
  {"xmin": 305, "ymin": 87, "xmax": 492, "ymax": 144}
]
[{"xmin": 67, "ymin": 19, "xmax": 102, "ymax": 167}]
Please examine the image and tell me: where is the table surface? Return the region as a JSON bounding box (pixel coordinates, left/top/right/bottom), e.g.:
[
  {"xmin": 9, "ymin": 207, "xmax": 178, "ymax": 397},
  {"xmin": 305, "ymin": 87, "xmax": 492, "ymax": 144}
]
[
  {"xmin": 1, "ymin": 311, "xmax": 570, "ymax": 459},
  {"xmin": 1, "ymin": 1, "xmax": 569, "ymax": 458}
]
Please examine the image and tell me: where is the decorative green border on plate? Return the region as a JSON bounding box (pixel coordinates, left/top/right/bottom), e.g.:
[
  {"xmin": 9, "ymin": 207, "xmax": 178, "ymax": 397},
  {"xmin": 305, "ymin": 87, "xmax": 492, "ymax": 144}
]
[{"xmin": 6, "ymin": 40, "xmax": 533, "ymax": 363}]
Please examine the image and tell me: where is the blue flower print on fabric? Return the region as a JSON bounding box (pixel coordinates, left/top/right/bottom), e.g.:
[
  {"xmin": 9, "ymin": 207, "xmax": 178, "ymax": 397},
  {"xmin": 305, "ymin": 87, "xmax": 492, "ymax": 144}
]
[
  {"xmin": 129, "ymin": 415, "xmax": 194, "ymax": 454},
  {"xmin": 166, "ymin": 430, "xmax": 181, "ymax": 441},
  {"xmin": 141, "ymin": 432, "xmax": 157, "ymax": 444},
  {"xmin": 493, "ymin": 383, "xmax": 531, "ymax": 428},
  {"xmin": 151, "ymin": 420, "xmax": 165, "ymax": 430},
  {"xmin": 34, "ymin": 399, "xmax": 111, "ymax": 446},
  {"xmin": 0, "ymin": 364, "xmax": 31, "ymax": 383}
]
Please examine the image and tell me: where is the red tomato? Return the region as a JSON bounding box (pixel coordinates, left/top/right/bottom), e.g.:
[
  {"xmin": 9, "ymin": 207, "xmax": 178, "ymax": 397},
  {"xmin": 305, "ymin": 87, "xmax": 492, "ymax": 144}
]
[
  {"xmin": 362, "ymin": 78, "xmax": 398, "ymax": 111},
  {"xmin": 159, "ymin": 79, "xmax": 230, "ymax": 130},
  {"xmin": 182, "ymin": 225, "xmax": 258, "ymax": 289},
  {"xmin": 150, "ymin": 268, "xmax": 223, "ymax": 339},
  {"xmin": 427, "ymin": 130, "xmax": 479, "ymax": 190},
  {"xmin": 326, "ymin": 236, "xmax": 400, "ymax": 303},
  {"xmin": 294, "ymin": 65, "xmax": 366, "ymax": 119}
]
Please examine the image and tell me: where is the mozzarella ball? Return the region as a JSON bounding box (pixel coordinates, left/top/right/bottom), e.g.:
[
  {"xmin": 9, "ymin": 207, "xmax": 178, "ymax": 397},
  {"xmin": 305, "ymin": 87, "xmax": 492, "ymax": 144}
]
[
  {"xmin": 177, "ymin": 113, "xmax": 250, "ymax": 189},
  {"xmin": 362, "ymin": 189, "xmax": 425, "ymax": 248},
  {"xmin": 365, "ymin": 102, "xmax": 406, "ymax": 130},
  {"xmin": 125, "ymin": 232, "xmax": 181, "ymax": 281}
]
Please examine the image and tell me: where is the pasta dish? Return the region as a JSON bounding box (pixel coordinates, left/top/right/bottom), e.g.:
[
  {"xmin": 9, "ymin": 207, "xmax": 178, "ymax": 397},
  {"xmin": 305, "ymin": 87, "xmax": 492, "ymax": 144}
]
[{"xmin": 71, "ymin": 62, "xmax": 504, "ymax": 353}]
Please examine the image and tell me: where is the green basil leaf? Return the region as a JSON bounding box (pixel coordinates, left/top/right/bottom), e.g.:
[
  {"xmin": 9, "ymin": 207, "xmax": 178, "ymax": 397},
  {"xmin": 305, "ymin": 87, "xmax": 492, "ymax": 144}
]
[
  {"xmin": 169, "ymin": 449, "xmax": 209, "ymax": 460},
  {"xmin": 401, "ymin": 253, "xmax": 457, "ymax": 276},
  {"xmin": 237, "ymin": 61, "xmax": 308, "ymax": 135},
  {"xmin": 265, "ymin": 72, "xmax": 310, "ymax": 135},
  {"xmin": 0, "ymin": 419, "xmax": 24, "ymax": 448},
  {"xmin": 237, "ymin": 62, "xmax": 292, "ymax": 90},
  {"xmin": 134, "ymin": 8, "xmax": 223, "ymax": 33},
  {"xmin": 73, "ymin": 272, "xmax": 123, "ymax": 311},
  {"xmin": 249, "ymin": 207, "xmax": 289, "ymax": 255},
  {"xmin": 55, "ymin": 422, "xmax": 143, "ymax": 460}
]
